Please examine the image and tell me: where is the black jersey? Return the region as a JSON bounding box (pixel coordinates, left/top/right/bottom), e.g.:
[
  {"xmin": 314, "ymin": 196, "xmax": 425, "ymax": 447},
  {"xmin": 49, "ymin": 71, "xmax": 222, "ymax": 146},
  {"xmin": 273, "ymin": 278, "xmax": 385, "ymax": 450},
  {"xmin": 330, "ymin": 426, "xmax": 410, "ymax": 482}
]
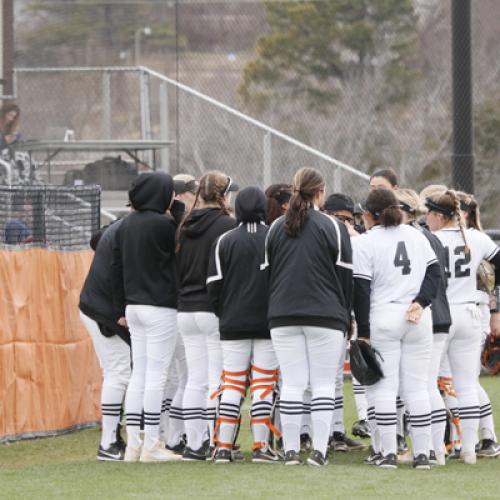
[
  {"xmin": 207, "ymin": 187, "xmax": 269, "ymax": 340},
  {"xmin": 263, "ymin": 207, "xmax": 353, "ymax": 332}
]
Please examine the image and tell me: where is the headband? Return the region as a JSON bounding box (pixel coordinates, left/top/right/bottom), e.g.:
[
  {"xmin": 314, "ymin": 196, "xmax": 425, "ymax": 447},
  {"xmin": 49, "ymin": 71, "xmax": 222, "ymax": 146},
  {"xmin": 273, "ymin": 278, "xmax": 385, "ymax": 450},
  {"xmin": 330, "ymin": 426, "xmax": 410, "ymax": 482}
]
[
  {"xmin": 371, "ymin": 204, "xmax": 401, "ymax": 218},
  {"xmin": 425, "ymin": 198, "xmax": 455, "ymax": 217},
  {"xmin": 399, "ymin": 201, "xmax": 416, "ymax": 215}
]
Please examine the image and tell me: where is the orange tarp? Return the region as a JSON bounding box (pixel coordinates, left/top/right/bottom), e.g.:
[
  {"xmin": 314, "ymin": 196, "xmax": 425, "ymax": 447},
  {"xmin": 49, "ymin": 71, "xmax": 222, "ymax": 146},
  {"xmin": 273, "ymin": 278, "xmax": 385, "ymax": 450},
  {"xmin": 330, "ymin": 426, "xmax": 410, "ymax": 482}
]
[{"xmin": 0, "ymin": 248, "xmax": 101, "ymax": 440}]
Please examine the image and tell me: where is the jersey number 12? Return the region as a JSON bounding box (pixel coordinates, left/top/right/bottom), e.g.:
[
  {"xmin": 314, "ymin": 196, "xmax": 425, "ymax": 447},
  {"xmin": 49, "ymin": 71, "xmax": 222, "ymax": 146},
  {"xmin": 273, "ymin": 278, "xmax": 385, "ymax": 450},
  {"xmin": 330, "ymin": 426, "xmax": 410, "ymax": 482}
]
[{"xmin": 394, "ymin": 241, "xmax": 411, "ymax": 275}]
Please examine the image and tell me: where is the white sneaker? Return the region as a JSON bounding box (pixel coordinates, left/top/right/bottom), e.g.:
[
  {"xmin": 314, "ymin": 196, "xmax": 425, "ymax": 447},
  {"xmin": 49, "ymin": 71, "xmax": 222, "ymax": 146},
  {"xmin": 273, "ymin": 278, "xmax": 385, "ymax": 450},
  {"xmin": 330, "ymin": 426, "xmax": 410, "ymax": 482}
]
[
  {"xmin": 124, "ymin": 445, "xmax": 142, "ymax": 463},
  {"xmin": 460, "ymin": 451, "xmax": 477, "ymax": 465},
  {"xmin": 140, "ymin": 442, "xmax": 183, "ymax": 462},
  {"xmin": 435, "ymin": 453, "xmax": 446, "ymax": 466}
]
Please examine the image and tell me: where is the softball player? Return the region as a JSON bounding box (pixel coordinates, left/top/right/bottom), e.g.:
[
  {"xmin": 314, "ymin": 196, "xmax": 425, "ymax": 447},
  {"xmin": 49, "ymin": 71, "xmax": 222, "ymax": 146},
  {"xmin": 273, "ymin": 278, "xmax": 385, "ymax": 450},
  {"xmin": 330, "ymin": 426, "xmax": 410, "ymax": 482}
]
[
  {"xmin": 111, "ymin": 172, "xmax": 182, "ymax": 463},
  {"xmin": 207, "ymin": 186, "xmax": 280, "ymax": 463},
  {"xmin": 353, "ymin": 188, "xmax": 440, "ymax": 470},
  {"xmin": 79, "ymin": 220, "xmax": 131, "ymax": 461},
  {"xmin": 426, "ymin": 189, "xmax": 500, "ymax": 464},
  {"xmin": 176, "ymin": 171, "xmax": 237, "ymax": 461},
  {"xmin": 458, "ymin": 193, "xmax": 500, "ymax": 457},
  {"xmin": 262, "ymin": 167, "xmax": 353, "ymax": 466},
  {"xmin": 396, "ymin": 188, "xmax": 452, "ymax": 465}
]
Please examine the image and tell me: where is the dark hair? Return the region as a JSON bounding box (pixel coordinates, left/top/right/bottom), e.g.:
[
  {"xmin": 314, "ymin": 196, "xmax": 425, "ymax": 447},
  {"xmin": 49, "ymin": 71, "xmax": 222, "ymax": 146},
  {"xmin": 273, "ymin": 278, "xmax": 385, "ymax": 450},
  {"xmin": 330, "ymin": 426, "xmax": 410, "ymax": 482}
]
[
  {"xmin": 370, "ymin": 168, "xmax": 399, "ymax": 188},
  {"xmin": 265, "ymin": 183, "xmax": 292, "ymax": 225},
  {"xmin": 176, "ymin": 170, "xmax": 230, "ymax": 251},
  {"xmin": 0, "ymin": 102, "xmax": 20, "ymax": 135},
  {"xmin": 285, "ymin": 167, "xmax": 324, "ymax": 238},
  {"xmin": 323, "ymin": 193, "xmax": 354, "ymax": 214},
  {"xmin": 365, "ymin": 188, "xmax": 402, "ymax": 227}
]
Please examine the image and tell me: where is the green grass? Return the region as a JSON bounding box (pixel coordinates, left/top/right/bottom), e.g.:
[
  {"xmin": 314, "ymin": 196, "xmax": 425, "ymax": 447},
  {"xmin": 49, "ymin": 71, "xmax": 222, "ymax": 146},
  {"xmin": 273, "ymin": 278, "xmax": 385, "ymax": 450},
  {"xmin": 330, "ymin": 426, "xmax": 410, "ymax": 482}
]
[{"xmin": 1, "ymin": 378, "xmax": 500, "ymax": 499}]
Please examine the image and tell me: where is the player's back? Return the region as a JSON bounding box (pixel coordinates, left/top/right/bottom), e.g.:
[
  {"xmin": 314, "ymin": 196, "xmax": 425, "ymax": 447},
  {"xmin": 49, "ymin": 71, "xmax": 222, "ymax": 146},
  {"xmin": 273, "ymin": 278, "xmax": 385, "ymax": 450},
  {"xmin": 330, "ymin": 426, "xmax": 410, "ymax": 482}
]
[
  {"xmin": 434, "ymin": 227, "xmax": 498, "ymax": 305},
  {"xmin": 353, "ymin": 224, "xmax": 437, "ymax": 308}
]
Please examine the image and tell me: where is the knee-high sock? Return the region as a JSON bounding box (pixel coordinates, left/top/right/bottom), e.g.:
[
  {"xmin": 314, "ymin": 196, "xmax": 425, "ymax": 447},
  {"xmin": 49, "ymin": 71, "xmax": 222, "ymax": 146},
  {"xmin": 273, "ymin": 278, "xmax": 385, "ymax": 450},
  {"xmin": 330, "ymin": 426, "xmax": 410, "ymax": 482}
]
[
  {"xmin": 478, "ymin": 383, "xmax": 496, "ymax": 441},
  {"xmin": 279, "ymin": 398, "xmax": 304, "ymax": 454},
  {"xmin": 353, "ymin": 381, "xmax": 368, "ymax": 421},
  {"xmin": 311, "ymin": 394, "xmax": 335, "ymax": 456},
  {"xmin": 101, "ymin": 385, "xmax": 126, "ymax": 448},
  {"xmin": 376, "ymin": 399, "xmax": 398, "ymax": 456}
]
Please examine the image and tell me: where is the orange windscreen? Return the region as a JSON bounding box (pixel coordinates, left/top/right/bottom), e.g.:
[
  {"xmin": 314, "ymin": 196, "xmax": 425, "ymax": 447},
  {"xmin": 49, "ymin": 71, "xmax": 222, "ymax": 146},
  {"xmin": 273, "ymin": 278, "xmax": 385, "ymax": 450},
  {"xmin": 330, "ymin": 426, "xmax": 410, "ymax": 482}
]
[{"xmin": 0, "ymin": 248, "xmax": 101, "ymax": 440}]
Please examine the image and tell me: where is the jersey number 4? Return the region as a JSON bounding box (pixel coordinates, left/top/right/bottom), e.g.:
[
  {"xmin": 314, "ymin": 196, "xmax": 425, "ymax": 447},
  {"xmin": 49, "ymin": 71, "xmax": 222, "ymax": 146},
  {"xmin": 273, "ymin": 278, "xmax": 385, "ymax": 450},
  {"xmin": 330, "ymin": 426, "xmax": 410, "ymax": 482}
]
[
  {"xmin": 394, "ymin": 241, "xmax": 411, "ymax": 275},
  {"xmin": 444, "ymin": 245, "xmax": 471, "ymax": 279}
]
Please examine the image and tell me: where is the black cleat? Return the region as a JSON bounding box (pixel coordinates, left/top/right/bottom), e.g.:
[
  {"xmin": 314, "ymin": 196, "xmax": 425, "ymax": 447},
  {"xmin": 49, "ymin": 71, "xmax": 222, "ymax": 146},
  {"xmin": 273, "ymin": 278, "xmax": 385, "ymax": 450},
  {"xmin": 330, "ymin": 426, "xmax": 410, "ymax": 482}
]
[
  {"xmin": 284, "ymin": 450, "xmax": 303, "ymax": 466},
  {"xmin": 413, "ymin": 454, "xmax": 431, "ymax": 470},
  {"xmin": 166, "ymin": 442, "xmax": 185, "ymax": 455},
  {"xmin": 332, "ymin": 431, "xmax": 367, "ymax": 451},
  {"xmin": 182, "ymin": 445, "xmax": 207, "ymax": 461},
  {"xmin": 429, "ymin": 450, "xmax": 437, "ymax": 465},
  {"xmin": 352, "ymin": 419, "xmax": 371, "ymax": 439},
  {"xmin": 477, "ymin": 439, "xmax": 500, "ymax": 458},
  {"xmin": 307, "ymin": 450, "xmax": 329, "ymax": 466},
  {"xmin": 364, "ymin": 451, "xmax": 382, "ymax": 465},
  {"xmin": 252, "ymin": 445, "xmax": 280, "ymax": 463},
  {"xmin": 213, "ymin": 448, "xmax": 232, "ymax": 464},
  {"xmin": 447, "ymin": 448, "xmax": 461, "ymax": 460},
  {"xmin": 97, "ymin": 441, "xmax": 124, "ymax": 462},
  {"xmin": 377, "ymin": 453, "xmax": 398, "ymax": 469},
  {"xmin": 300, "ymin": 433, "xmax": 312, "ymax": 452}
]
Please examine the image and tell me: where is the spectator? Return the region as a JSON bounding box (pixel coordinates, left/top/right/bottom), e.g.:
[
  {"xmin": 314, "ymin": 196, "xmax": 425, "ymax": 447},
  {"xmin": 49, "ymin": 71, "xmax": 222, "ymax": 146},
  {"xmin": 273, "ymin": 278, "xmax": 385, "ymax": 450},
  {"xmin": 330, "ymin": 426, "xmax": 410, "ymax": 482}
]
[{"xmin": 0, "ymin": 103, "xmax": 21, "ymax": 150}]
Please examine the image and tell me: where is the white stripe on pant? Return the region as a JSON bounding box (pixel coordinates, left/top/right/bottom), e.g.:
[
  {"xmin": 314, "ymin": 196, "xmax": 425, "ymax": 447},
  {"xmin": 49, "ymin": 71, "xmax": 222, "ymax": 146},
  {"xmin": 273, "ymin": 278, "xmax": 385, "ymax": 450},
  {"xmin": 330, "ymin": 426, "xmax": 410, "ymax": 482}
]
[
  {"xmin": 370, "ymin": 303, "xmax": 433, "ymax": 457},
  {"xmin": 179, "ymin": 311, "xmax": 222, "ymax": 451},
  {"xmin": 80, "ymin": 312, "xmax": 131, "ymax": 449},
  {"xmin": 271, "ymin": 325, "xmax": 345, "ymax": 456},
  {"xmin": 125, "ymin": 305, "xmax": 178, "ymax": 450}
]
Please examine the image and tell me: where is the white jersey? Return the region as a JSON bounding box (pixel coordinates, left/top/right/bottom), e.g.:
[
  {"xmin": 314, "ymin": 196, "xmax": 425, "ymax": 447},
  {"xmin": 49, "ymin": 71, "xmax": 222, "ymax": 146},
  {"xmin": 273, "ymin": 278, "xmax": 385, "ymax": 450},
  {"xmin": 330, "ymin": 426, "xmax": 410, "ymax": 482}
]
[
  {"xmin": 434, "ymin": 227, "xmax": 499, "ymax": 305},
  {"xmin": 352, "ymin": 225, "xmax": 437, "ymax": 307}
]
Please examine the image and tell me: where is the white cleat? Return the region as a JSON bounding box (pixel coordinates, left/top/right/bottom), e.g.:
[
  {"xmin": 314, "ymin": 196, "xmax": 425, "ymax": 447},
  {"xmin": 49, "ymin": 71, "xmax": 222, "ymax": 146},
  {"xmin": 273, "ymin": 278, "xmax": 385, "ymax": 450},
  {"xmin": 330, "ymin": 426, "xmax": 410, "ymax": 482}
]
[
  {"xmin": 140, "ymin": 442, "xmax": 183, "ymax": 462},
  {"xmin": 124, "ymin": 445, "xmax": 142, "ymax": 463},
  {"xmin": 460, "ymin": 451, "xmax": 477, "ymax": 465}
]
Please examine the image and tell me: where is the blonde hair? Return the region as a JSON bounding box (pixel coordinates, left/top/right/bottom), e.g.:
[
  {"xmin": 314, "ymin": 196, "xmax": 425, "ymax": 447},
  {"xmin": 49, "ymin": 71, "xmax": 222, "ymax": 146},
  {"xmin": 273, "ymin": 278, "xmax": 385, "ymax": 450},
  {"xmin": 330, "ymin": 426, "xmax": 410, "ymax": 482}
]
[
  {"xmin": 395, "ymin": 188, "xmax": 425, "ymax": 218},
  {"xmin": 176, "ymin": 170, "xmax": 231, "ymax": 251},
  {"xmin": 419, "ymin": 184, "xmax": 447, "ymax": 205},
  {"xmin": 428, "ymin": 189, "xmax": 469, "ymax": 254}
]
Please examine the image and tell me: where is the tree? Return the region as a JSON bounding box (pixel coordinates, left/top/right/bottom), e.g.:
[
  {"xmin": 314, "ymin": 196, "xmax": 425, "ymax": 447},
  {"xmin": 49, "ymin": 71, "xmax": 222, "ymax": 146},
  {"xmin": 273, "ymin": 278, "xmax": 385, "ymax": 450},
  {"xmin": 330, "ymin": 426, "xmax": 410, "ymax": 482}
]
[
  {"xmin": 17, "ymin": 1, "xmax": 179, "ymax": 67},
  {"xmin": 239, "ymin": 0, "xmax": 419, "ymax": 111}
]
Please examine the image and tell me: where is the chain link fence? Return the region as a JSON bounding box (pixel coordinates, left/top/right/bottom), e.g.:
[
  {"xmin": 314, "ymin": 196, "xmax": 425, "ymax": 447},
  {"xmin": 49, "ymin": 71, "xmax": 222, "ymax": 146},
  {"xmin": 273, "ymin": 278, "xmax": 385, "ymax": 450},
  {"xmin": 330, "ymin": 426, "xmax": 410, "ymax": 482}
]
[
  {"xmin": 0, "ymin": 185, "xmax": 100, "ymax": 250},
  {"xmin": 8, "ymin": 0, "xmax": 500, "ymax": 226}
]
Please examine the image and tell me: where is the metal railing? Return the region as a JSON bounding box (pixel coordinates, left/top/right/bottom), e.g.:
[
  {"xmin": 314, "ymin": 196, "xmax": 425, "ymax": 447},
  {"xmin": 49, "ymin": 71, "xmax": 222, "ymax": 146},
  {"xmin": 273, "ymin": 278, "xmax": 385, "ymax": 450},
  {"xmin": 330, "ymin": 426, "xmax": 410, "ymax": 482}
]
[{"xmin": 12, "ymin": 66, "xmax": 369, "ymax": 200}]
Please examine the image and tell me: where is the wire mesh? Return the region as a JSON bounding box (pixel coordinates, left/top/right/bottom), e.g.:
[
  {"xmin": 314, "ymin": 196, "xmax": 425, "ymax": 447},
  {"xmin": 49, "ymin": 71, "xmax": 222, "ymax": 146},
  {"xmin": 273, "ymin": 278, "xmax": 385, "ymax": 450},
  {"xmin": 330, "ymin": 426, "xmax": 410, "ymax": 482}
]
[
  {"xmin": 0, "ymin": 185, "xmax": 100, "ymax": 250},
  {"xmin": 9, "ymin": 0, "xmax": 500, "ymax": 226}
]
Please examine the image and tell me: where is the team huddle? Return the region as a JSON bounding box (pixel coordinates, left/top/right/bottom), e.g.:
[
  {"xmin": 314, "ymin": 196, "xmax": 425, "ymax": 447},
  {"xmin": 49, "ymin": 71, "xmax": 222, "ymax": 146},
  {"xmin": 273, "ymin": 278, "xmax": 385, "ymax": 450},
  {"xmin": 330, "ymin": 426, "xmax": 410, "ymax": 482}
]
[{"xmin": 79, "ymin": 166, "xmax": 500, "ymax": 468}]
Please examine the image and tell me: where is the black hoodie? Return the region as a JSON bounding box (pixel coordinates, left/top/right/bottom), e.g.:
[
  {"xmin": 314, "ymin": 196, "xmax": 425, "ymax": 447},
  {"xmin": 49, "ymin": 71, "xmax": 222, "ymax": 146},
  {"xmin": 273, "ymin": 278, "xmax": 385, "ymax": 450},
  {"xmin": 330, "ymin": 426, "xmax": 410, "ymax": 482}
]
[
  {"xmin": 177, "ymin": 207, "xmax": 236, "ymax": 312},
  {"xmin": 111, "ymin": 172, "xmax": 179, "ymax": 315},
  {"xmin": 207, "ymin": 187, "xmax": 269, "ymax": 340}
]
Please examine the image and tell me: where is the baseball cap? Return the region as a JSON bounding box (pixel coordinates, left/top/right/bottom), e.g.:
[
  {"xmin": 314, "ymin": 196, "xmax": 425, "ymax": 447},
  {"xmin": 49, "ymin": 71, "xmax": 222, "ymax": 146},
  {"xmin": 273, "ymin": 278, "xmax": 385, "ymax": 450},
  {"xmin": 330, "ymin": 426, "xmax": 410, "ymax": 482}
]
[
  {"xmin": 173, "ymin": 174, "xmax": 198, "ymax": 195},
  {"xmin": 324, "ymin": 193, "xmax": 354, "ymax": 213}
]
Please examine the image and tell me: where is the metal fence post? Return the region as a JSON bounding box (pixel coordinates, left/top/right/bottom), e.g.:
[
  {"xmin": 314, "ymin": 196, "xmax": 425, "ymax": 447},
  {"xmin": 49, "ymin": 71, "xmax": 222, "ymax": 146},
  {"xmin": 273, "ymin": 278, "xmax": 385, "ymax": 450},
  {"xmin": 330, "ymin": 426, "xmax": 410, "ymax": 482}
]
[
  {"xmin": 263, "ymin": 132, "xmax": 272, "ymax": 187},
  {"xmin": 102, "ymin": 70, "xmax": 111, "ymax": 139},
  {"xmin": 140, "ymin": 69, "xmax": 152, "ymax": 166},
  {"xmin": 159, "ymin": 81, "xmax": 170, "ymax": 172}
]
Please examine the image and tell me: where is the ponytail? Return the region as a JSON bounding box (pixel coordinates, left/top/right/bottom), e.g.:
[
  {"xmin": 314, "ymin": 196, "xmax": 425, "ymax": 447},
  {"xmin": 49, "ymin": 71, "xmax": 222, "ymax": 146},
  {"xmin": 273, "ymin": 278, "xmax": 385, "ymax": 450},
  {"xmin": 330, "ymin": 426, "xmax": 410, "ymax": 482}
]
[
  {"xmin": 379, "ymin": 206, "xmax": 402, "ymax": 227},
  {"xmin": 447, "ymin": 190, "xmax": 469, "ymax": 255},
  {"xmin": 365, "ymin": 188, "xmax": 403, "ymax": 228},
  {"xmin": 284, "ymin": 167, "xmax": 325, "ymax": 238}
]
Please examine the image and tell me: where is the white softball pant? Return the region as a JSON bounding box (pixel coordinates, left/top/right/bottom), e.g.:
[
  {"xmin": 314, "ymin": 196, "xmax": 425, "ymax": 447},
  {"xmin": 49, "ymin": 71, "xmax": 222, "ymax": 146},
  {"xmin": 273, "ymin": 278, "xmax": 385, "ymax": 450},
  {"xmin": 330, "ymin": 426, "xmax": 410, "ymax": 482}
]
[
  {"xmin": 477, "ymin": 303, "xmax": 496, "ymax": 441},
  {"xmin": 427, "ymin": 333, "xmax": 447, "ymax": 455},
  {"xmin": 179, "ymin": 311, "xmax": 222, "ymax": 451},
  {"xmin": 445, "ymin": 304, "xmax": 483, "ymax": 453},
  {"xmin": 370, "ymin": 303, "xmax": 433, "ymax": 457},
  {"xmin": 125, "ymin": 305, "xmax": 178, "ymax": 450},
  {"xmin": 216, "ymin": 338, "xmax": 278, "ymax": 450},
  {"xmin": 271, "ymin": 326, "xmax": 345, "ymax": 457},
  {"xmin": 80, "ymin": 312, "xmax": 131, "ymax": 448}
]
